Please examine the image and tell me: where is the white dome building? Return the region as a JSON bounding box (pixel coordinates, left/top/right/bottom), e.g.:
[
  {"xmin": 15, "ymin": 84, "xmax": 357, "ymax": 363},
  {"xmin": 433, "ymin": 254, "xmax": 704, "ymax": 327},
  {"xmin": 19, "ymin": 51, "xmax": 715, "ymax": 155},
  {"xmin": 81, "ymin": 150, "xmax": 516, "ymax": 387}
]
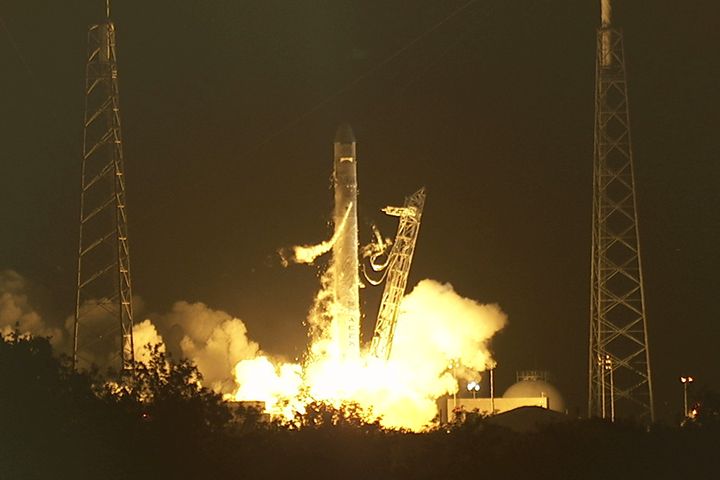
[{"xmin": 503, "ymin": 371, "xmax": 565, "ymax": 413}]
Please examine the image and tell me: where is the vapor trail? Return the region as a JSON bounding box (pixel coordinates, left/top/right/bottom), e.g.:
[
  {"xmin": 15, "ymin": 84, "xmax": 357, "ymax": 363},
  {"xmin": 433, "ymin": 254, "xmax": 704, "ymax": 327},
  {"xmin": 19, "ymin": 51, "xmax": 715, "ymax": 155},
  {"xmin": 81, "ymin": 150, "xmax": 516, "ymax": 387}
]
[{"xmin": 281, "ymin": 203, "xmax": 353, "ymax": 266}]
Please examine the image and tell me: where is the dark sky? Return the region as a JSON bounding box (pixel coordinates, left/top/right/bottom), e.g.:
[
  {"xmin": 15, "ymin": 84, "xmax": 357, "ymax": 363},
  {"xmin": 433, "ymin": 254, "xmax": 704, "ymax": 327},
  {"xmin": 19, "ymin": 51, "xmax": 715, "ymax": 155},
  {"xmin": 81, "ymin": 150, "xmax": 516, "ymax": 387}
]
[{"xmin": 2, "ymin": 0, "xmax": 719, "ymax": 422}]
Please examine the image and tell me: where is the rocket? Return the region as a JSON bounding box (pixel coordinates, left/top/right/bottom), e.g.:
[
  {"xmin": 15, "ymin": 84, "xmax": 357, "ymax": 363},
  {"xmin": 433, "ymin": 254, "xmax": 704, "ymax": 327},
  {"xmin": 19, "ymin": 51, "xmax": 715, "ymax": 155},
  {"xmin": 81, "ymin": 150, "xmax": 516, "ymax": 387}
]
[{"xmin": 332, "ymin": 124, "xmax": 361, "ymax": 360}]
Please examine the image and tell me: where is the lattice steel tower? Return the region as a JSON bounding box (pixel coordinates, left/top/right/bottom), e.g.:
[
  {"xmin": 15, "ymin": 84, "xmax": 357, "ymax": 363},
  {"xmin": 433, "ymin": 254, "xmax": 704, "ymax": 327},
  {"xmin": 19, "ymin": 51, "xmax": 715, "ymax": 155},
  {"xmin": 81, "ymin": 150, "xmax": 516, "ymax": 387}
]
[
  {"xmin": 589, "ymin": 0, "xmax": 654, "ymax": 422},
  {"xmin": 73, "ymin": 1, "xmax": 135, "ymax": 372},
  {"xmin": 370, "ymin": 188, "xmax": 426, "ymax": 360}
]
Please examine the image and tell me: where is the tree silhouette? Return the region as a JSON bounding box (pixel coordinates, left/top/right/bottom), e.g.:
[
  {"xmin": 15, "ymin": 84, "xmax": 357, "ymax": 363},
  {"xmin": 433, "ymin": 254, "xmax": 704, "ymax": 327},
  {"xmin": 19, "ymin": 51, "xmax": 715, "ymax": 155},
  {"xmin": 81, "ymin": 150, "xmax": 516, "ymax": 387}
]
[{"xmin": 2, "ymin": 333, "xmax": 718, "ymax": 479}]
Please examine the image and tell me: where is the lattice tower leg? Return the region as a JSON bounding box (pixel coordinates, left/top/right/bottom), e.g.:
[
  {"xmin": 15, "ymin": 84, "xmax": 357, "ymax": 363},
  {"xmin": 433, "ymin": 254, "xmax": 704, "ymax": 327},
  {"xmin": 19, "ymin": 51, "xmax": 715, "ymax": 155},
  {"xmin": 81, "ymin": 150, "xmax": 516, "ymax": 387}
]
[
  {"xmin": 73, "ymin": 21, "xmax": 135, "ymax": 373},
  {"xmin": 588, "ymin": 25, "xmax": 654, "ymax": 422}
]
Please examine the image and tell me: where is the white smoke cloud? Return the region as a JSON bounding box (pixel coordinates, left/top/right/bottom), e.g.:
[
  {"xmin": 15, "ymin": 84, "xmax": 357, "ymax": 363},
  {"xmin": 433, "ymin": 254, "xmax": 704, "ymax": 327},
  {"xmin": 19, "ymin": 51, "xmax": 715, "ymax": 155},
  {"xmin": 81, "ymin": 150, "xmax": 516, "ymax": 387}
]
[
  {"xmin": 393, "ymin": 279, "xmax": 505, "ymax": 375},
  {"xmin": 2, "ymin": 269, "xmax": 507, "ymax": 432},
  {"xmin": 66, "ymin": 297, "xmax": 264, "ymax": 392},
  {"xmin": 152, "ymin": 301, "xmax": 261, "ymax": 393},
  {"xmin": 132, "ymin": 319, "xmax": 165, "ymax": 364},
  {"xmin": 303, "ymin": 279, "xmax": 507, "ymax": 431},
  {"xmin": 0, "ymin": 270, "xmax": 63, "ymax": 346},
  {"xmin": 65, "ymin": 296, "xmax": 147, "ymax": 369},
  {"xmin": 379, "ymin": 279, "xmax": 507, "ymax": 428},
  {"xmin": 232, "ymin": 278, "xmax": 507, "ymax": 431}
]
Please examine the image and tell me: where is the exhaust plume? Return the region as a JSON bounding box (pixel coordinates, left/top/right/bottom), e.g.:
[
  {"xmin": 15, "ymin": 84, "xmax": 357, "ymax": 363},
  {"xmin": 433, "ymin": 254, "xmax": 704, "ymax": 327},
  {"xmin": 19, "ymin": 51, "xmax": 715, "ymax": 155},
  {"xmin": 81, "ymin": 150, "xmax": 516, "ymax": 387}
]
[
  {"xmin": 151, "ymin": 301, "xmax": 263, "ymax": 394},
  {"xmin": 231, "ymin": 279, "xmax": 507, "ymax": 431}
]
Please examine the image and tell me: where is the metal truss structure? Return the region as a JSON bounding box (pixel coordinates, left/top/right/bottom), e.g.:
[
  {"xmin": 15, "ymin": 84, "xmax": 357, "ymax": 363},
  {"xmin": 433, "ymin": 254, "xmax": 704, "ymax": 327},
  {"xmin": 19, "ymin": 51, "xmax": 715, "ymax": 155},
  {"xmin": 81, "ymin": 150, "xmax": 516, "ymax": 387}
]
[
  {"xmin": 370, "ymin": 188, "xmax": 426, "ymax": 360},
  {"xmin": 73, "ymin": 12, "xmax": 135, "ymax": 372},
  {"xmin": 588, "ymin": 16, "xmax": 654, "ymax": 422}
]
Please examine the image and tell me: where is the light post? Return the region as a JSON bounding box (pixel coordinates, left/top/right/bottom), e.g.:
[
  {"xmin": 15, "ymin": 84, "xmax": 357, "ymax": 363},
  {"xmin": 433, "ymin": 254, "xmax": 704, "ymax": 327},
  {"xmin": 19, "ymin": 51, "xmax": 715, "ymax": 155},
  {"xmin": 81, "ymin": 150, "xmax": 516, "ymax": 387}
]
[
  {"xmin": 467, "ymin": 381, "xmax": 480, "ymax": 399},
  {"xmin": 448, "ymin": 358, "xmax": 460, "ymax": 417},
  {"xmin": 680, "ymin": 376, "xmax": 694, "ymax": 417},
  {"xmin": 605, "ymin": 355, "xmax": 614, "ymax": 422},
  {"xmin": 490, "ymin": 368, "xmax": 495, "ymax": 414}
]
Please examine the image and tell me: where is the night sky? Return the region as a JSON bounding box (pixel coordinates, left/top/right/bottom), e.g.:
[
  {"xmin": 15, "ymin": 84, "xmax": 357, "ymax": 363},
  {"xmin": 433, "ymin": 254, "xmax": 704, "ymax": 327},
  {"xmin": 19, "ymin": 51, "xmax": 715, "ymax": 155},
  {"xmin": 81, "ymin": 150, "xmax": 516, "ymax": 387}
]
[{"xmin": 2, "ymin": 0, "xmax": 718, "ymax": 422}]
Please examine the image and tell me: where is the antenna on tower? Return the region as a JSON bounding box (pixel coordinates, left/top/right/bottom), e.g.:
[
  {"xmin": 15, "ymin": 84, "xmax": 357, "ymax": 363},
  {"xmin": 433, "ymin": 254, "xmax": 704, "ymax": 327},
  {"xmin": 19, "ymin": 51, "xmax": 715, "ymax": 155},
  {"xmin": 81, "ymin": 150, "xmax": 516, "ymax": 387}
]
[
  {"xmin": 600, "ymin": 0, "xmax": 613, "ymax": 67},
  {"xmin": 601, "ymin": 0, "xmax": 612, "ymax": 26},
  {"xmin": 588, "ymin": 0, "xmax": 654, "ymax": 423},
  {"xmin": 106, "ymin": 0, "xmax": 111, "ymax": 19}
]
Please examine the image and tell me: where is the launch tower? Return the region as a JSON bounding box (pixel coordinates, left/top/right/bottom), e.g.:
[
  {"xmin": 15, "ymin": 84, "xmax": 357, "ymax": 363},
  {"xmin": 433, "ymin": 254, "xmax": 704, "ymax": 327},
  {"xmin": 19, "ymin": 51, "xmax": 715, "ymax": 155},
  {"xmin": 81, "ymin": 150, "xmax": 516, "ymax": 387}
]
[
  {"xmin": 370, "ymin": 188, "xmax": 426, "ymax": 360},
  {"xmin": 73, "ymin": 1, "xmax": 135, "ymax": 372},
  {"xmin": 588, "ymin": 0, "xmax": 654, "ymax": 422}
]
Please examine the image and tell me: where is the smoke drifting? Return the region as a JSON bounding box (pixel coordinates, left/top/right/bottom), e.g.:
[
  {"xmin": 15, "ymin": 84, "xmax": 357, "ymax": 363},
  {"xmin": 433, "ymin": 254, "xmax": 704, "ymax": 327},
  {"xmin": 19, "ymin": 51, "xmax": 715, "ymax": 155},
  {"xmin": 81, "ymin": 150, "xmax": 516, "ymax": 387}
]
[
  {"xmin": 150, "ymin": 301, "xmax": 262, "ymax": 393},
  {"xmin": 132, "ymin": 319, "xmax": 165, "ymax": 364},
  {"xmin": 60, "ymin": 293, "xmax": 260, "ymax": 391},
  {"xmin": 394, "ymin": 280, "xmax": 505, "ymax": 374},
  {"xmin": 67, "ymin": 296, "xmax": 147, "ymax": 368},
  {"xmin": 67, "ymin": 295, "xmax": 266, "ymax": 395},
  {"xmin": 279, "ymin": 202, "xmax": 353, "ymax": 266},
  {"xmin": 378, "ymin": 279, "xmax": 506, "ymax": 429},
  {"xmin": 0, "ymin": 270, "xmax": 63, "ymax": 346},
  {"xmin": 1, "ymin": 265, "xmax": 507, "ymax": 431}
]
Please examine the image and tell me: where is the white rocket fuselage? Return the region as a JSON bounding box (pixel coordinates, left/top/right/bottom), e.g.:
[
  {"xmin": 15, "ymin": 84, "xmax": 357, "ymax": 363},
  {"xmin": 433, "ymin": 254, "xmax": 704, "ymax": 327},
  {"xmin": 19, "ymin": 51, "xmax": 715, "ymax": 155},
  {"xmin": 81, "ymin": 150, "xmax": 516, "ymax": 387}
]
[{"xmin": 332, "ymin": 124, "xmax": 360, "ymax": 360}]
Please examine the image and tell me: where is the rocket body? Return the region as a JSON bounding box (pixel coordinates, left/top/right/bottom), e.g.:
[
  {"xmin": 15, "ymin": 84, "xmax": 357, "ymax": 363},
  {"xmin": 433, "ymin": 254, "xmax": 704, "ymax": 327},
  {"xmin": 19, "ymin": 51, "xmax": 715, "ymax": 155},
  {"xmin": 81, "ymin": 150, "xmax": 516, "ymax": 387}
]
[{"xmin": 332, "ymin": 124, "xmax": 361, "ymax": 359}]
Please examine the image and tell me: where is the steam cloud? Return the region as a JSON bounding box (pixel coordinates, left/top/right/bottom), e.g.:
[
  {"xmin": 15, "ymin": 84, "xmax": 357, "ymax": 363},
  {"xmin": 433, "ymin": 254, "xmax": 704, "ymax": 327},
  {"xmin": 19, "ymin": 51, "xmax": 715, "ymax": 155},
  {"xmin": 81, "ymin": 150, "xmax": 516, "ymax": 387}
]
[
  {"xmin": 302, "ymin": 279, "xmax": 507, "ymax": 430},
  {"xmin": 149, "ymin": 301, "xmax": 262, "ymax": 393},
  {"xmin": 2, "ymin": 271, "xmax": 507, "ymax": 431},
  {"xmin": 66, "ymin": 296, "xmax": 264, "ymax": 395},
  {"xmin": 0, "ymin": 270, "xmax": 63, "ymax": 346},
  {"xmin": 232, "ymin": 278, "xmax": 507, "ymax": 431},
  {"xmin": 132, "ymin": 319, "xmax": 165, "ymax": 364}
]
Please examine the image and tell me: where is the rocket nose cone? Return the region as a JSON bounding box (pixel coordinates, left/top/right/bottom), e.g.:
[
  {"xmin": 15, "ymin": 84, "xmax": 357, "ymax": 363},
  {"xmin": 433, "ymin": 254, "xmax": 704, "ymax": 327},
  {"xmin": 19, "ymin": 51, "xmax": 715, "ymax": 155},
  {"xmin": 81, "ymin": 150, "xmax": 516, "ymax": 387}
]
[{"xmin": 335, "ymin": 123, "xmax": 356, "ymax": 144}]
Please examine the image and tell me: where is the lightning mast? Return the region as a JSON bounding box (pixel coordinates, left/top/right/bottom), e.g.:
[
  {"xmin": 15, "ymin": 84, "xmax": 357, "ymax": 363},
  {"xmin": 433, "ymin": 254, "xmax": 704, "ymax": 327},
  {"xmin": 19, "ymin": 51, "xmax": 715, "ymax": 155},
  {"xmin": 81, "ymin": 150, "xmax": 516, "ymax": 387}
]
[
  {"xmin": 370, "ymin": 188, "xmax": 426, "ymax": 360},
  {"xmin": 588, "ymin": 0, "xmax": 654, "ymax": 422},
  {"xmin": 73, "ymin": 0, "xmax": 135, "ymax": 372}
]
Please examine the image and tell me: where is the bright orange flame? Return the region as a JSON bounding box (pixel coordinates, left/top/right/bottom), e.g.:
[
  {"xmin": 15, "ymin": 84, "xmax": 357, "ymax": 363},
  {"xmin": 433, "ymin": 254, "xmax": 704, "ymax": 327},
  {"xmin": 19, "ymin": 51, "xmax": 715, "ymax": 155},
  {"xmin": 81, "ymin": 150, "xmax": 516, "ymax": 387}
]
[{"xmin": 232, "ymin": 279, "xmax": 506, "ymax": 431}]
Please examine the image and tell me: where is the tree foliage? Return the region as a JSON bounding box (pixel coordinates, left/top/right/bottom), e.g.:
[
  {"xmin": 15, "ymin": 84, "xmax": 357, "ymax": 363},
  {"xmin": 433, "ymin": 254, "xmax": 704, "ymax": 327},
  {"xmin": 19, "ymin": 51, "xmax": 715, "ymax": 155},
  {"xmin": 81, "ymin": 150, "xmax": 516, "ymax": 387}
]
[
  {"xmin": 290, "ymin": 400, "xmax": 382, "ymax": 431},
  {"xmin": 1, "ymin": 333, "xmax": 719, "ymax": 479},
  {"xmin": 104, "ymin": 344, "xmax": 231, "ymax": 434}
]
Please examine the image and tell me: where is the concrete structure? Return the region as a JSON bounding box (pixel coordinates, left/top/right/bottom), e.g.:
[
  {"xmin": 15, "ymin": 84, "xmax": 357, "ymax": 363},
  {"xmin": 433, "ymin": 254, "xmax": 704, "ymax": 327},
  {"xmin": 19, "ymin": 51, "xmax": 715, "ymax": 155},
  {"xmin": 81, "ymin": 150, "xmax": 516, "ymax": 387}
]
[{"xmin": 442, "ymin": 371, "xmax": 566, "ymax": 422}]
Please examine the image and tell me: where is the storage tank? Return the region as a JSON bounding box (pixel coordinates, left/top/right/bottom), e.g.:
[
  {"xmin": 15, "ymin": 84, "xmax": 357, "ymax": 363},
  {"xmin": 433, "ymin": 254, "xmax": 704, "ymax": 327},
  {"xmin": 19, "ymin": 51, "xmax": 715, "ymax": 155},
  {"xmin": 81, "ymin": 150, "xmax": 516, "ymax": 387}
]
[{"xmin": 503, "ymin": 370, "xmax": 565, "ymax": 413}]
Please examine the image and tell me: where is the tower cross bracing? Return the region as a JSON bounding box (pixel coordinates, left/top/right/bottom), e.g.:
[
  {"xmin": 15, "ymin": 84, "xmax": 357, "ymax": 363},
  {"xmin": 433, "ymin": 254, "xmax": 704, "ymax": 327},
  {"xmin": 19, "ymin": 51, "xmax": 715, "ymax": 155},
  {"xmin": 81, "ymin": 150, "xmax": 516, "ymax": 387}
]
[
  {"xmin": 73, "ymin": 17, "xmax": 135, "ymax": 372},
  {"xmin": 589, "ymin": 15, "xmax": 654, "ymax": 422}
]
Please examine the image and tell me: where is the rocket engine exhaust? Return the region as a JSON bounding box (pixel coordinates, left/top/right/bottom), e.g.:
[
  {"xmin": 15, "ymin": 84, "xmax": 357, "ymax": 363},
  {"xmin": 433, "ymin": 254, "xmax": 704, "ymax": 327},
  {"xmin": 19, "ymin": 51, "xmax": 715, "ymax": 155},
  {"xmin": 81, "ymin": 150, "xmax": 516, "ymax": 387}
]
[{"xmin": 332, "ymin": 124, "xmax": 361, "ymax": 360}]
